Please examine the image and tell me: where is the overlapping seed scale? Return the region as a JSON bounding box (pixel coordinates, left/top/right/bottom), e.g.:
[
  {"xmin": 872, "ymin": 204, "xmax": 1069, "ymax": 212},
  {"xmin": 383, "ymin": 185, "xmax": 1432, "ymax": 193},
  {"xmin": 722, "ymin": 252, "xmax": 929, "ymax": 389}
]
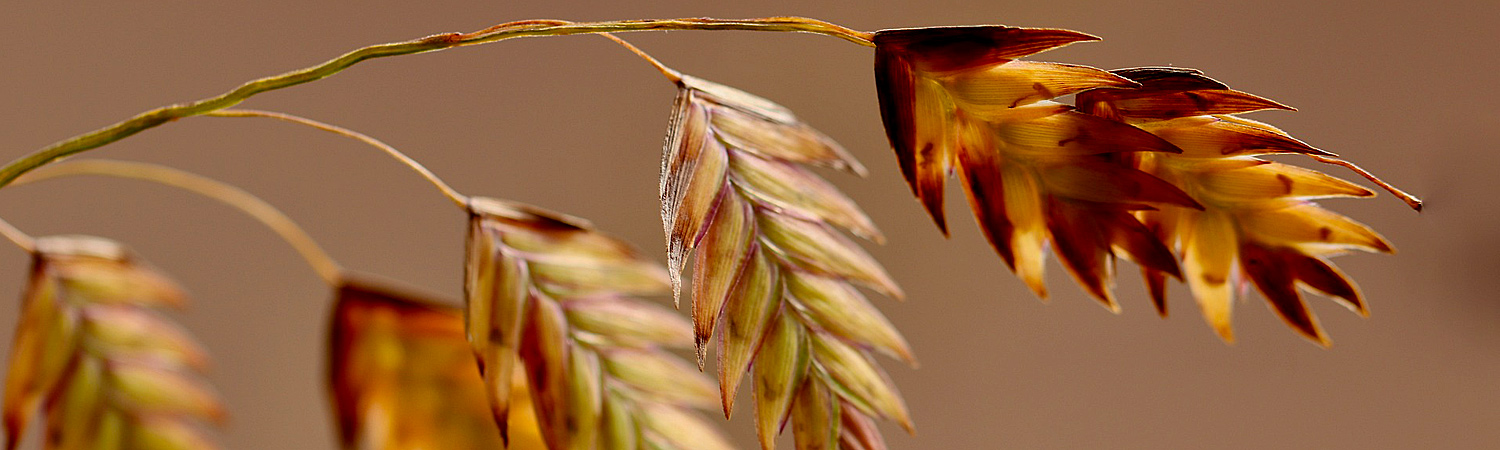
[
  {"xmin": 464, "ymin": 216, "xmax": 530, "ymax": 439},
  {"xmin": 808, "ymin": 335, "xmax": 911, "ymax": 432},
  {"xmin": 788, "ymin": 380, "xmax": 839, "ymax": 450},
  {"xmin": 708, "ymin": 100, "xmax": 865, "ymax": 175},
  {"xmin": 563, "ymin": 296, "xmax": 693, "ymax": 349},
  {"xmin": 328, "ymin": 282, "xmax": 514, "ymax": 450},
  {"xmin": 755, "ymin": 212, "xmax": 901, "ymax": 299},
  {"xmin": 1189, "ymin": 161, "xmax": 1373, "ymax": 206},
  {"xmin": 1085, "ymin": 68, "xmax": 1396, "ymax": 345},
  {"xmin": 600, "ymin": 349, "xmax": 717, "ymax": 409},
  {"xmin": 751, "ymin": 311, "xmax": 810, "ymax": 450},
  {"xmin": 1077, "ymin": 67, "xmax": 1292, "ymax": 121},
  {"xmin": 4, "ymin": 236, "xmax": 223, "ymax": 450},
  {"xmin": 727, "ymin": 150, "xmax": 881, "ymax": 242},
  {"xmin": 637, "ymin": 401, "xmax": 736, "ymax": 450},
  {"xmin": 468, "ymin": 197, "xmax": 731, "ymax": 449},
  {"xmin": 941, "ymin": 61, "xmax": 1136, "ymax": 117},
  {"xmin": 784, "ymin": 272, "xmax": 911, "ymax": 364},
  {"xmin": 1131, "ymin": 115, "xmax": 1331, "ymax": 158}
]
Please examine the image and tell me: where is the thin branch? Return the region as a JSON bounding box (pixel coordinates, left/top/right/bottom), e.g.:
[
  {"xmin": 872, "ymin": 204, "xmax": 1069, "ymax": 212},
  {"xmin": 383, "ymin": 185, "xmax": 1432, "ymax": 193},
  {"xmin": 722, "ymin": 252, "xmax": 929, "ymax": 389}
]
[
  {"xmin": 0, "ymin": 216, "xmax": 35, "ymax": 253},
  {"xmin": 13, "ymin": 160, "xmax": 345, "ymax": 286},
  {"xmin": 0, "ymin": 17, "xmax": 874, "ymax": 188},
  {"xmin": 204, "ymin": 109, "xmax": 470, "ymax": 210}
]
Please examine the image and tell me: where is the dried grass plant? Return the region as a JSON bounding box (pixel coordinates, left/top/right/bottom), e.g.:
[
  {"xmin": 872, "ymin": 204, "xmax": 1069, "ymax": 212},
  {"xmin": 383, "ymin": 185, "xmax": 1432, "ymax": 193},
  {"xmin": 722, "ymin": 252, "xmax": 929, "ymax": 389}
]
[{"xmin": 0, "ymin": 16, "xmax": 1417, "ymax": 450}]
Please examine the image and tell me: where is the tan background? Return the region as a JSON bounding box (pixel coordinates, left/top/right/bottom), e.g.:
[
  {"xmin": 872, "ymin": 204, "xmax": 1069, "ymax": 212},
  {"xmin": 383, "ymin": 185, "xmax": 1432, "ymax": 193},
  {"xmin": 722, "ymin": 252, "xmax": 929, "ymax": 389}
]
[{"xmin": 1, "ymin": 1, "xmax": 1496, "ymax": 449}]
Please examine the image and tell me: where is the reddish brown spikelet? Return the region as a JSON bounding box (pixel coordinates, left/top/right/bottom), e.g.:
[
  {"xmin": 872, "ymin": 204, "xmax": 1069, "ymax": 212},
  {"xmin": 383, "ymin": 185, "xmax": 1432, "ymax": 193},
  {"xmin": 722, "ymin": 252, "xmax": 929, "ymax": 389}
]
[
  {"xmin": 874, "ymin": 26, "xmax": 1196, "ymax": 310},
  {"xmin": 1076, "ymin": 67, "xmax": 1397, "ymax": 345},
  {"xmin": 2, "ymin": 236, "xmax": 222, "ymax": 450}
]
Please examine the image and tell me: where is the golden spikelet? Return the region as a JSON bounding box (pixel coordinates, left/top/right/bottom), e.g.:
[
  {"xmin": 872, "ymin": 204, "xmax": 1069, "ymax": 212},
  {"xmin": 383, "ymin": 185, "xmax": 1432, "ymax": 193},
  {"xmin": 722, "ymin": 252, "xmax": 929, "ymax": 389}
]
[
  {"xmin": 326, "ymin": 279, "xmax": 544, "ymax": 449},
  {"xmin": 465, "ymin": 197, "xmax": 729, "ymax": 450},
  {"xmin": 660, "ymin": 75, "xmax": 912, "ymax": 450},
  {"xmin": 3, "ymin": 235, "xmax": 223, "ymax": 450},
  {"xmin": 874, "ymin": 26, "xmax": 1200, "ymax": 309},
  {"xmin": 872, "ymin": 25, "xmax": 1402, "ymax": 345},
  {"xmin": 1077, "ymin": 67, "xmax": 1393, "ymax": 345}
]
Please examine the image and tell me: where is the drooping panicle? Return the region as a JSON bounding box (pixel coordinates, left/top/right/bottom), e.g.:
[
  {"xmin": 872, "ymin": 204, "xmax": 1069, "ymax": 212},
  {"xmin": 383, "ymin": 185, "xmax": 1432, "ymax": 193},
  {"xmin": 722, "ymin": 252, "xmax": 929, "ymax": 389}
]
[
  {"xmin": 464, "ymin": 197, "xmax": 727, "ymax": 449},
  {"xmin": 658, "ymin": 74, "xmax": 911, "ymax": 449},
  {"xmin": 3, "ymin": 236, "xmax": 223, "ymax": 450}
]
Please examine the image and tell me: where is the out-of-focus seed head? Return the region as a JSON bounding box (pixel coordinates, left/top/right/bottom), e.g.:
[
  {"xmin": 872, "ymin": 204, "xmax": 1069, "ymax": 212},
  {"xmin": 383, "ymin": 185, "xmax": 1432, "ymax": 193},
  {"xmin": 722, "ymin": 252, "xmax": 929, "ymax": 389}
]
[
  {"xmin": 327, "ymin": 280, "xmax": 526, "ymax": 450},
  {"xmin": 3, "ymin": 235, "xmax": 221, "ymax": 450}
]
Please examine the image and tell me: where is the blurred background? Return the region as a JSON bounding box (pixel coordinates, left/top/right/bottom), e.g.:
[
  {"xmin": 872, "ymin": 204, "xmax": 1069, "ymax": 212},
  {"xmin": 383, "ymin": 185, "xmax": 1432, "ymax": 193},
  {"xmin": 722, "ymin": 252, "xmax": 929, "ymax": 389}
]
[{"xmin": 1, "ymin": 1, "xmax": 1495, "ymax": 448}]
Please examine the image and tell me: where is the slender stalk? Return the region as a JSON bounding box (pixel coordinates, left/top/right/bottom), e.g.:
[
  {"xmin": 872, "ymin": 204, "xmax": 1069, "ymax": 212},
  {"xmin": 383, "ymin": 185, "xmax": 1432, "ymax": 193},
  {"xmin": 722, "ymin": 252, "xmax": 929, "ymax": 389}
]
[
  {"xmin": 13, "ymin": 160, "xmax": 345, "ymax": 285},
  {"xmin": 0, "ymin": 17, "xmax": 873, "ymax": 188},
  {"xmin": 597, "ymin": 33, "xmax": 683, "ymax": 83},
  {"xmin": 204, "ymin": 109, "xmax": 470, "ymax": 209},
  {"xmin": 1308, "ymin": 155, "xmax": 1424, "ymax": 211},
  {"xmin": 0, "ymin": 216, "xmax": 36, "ymax": 253}
]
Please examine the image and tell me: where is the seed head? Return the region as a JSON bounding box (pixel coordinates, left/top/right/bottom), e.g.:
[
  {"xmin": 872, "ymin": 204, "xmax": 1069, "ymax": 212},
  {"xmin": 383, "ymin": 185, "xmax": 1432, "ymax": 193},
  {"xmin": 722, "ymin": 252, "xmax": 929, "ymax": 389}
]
[
  {"xmin": 659, "ymin": 75, "xmax": 911, "ymax": 449},
  {"xmin": 3, "ymin": 235, "xmax": 221, "ymax": 450}
]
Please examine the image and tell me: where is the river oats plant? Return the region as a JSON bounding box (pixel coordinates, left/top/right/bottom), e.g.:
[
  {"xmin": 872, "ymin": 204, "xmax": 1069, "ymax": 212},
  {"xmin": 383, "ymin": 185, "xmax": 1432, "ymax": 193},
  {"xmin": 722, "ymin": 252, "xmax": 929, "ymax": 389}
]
[{"xmin": 0, "ymin": 16, "xmax": 1418, "ymax": 450}]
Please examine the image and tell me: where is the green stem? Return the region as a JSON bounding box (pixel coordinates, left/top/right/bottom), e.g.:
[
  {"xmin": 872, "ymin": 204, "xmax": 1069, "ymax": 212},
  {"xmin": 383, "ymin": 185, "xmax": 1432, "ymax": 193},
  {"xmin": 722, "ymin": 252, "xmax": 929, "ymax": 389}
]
[{"xmin": 0, "ymin": 17, "xmax": 872, "ymax": 188}]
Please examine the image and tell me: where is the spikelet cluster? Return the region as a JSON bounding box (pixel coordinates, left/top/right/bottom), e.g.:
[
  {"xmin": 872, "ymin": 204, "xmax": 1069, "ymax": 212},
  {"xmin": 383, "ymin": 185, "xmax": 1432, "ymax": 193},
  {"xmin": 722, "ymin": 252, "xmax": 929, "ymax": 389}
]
[
  {"xmin": 661, "ymin": 75, "xmax": 912, "ymax": 450},
  {"xmin": 873, "ymin": 26, "xmax": 1396, "ymax": 344},
  {"xmin": 466, "ymin": 197, "xmax": 730, "ymax": 449},
  {"xmin": 3, "ymin": 236, "xmax": 223, "ymax": 450}
]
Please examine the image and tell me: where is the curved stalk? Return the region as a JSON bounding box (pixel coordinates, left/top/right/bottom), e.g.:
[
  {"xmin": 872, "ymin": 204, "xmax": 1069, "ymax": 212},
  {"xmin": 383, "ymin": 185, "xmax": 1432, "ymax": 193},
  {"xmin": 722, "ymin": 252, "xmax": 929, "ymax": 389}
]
[
  {"xmin": 204, "ymin": 109, "xmax": 470, "ymax": 210},
  {"xmin": 13, "ymin": 160, "xmax": 345, "ymax": 285},
  {"xmin": 1308, "ymin": 155, "xmax": 1424, "ymax": 211},
  {"xmin": 597, "ymin": 33, "xmax": 683, "ymax": 83},
  {"xmin": 0, "ymin": 216, "xmax": 36, "ymax": 253},
  {"xmin": 0, "ymin": 17, "xmax": 873, "ymax": 188}
]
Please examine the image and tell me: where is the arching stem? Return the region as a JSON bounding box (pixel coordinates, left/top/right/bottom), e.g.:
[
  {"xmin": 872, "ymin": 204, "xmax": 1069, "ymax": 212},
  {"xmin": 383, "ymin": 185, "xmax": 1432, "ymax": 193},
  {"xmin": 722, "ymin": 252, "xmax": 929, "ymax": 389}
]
[
  {"xmin": 0, "ymin": 216, "xmax": 35, "ymax": 253},
  {"xmin": 204, "ymin": 109, "xmax": 470, "ymax": 210},
  {"xmin": 14, "ymin": 160, "xmax": 345, "ymax": 285}
]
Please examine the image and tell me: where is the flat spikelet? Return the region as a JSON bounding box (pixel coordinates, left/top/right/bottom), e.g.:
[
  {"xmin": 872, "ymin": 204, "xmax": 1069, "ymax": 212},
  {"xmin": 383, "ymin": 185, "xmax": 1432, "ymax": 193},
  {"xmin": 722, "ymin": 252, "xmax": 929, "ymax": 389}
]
[
  {"xmin": 660, "ymin": 75, "xmax": 912, "ymax": 450},
  {"xmin": 1077, "ymin": 67, "xmax": 1393, "ymax": 345},
  {"xmin": 3, "ymin": 235, "xmax": 222, "ymax": 450},
  {"xmin": 465, "ymin": 197, "xmax": 728, "ymax": 449},
  {"xmin": 874, "ymin": 26, "xmax": 1200, "ymax": 310},
  {"xmin": 326, "ymin": 279, "xmax": 540, "ymax": 449}
]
